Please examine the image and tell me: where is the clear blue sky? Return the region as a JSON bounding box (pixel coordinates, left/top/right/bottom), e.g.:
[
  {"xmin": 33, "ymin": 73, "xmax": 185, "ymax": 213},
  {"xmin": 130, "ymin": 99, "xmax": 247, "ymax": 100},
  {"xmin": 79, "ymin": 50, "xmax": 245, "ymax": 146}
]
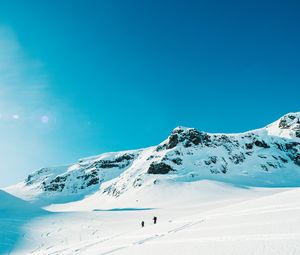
[{"xmin": 0, "ymin": 0, "xmax": 299, "ymax": 187}]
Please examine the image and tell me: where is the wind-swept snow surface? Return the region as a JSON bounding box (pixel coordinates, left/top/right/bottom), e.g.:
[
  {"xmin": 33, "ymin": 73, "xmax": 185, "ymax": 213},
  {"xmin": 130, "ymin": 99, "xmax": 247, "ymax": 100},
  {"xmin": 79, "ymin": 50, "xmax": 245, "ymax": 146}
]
[{"xmin": 5, "ymin": 181, "xmax": 300, "ymax": 255}]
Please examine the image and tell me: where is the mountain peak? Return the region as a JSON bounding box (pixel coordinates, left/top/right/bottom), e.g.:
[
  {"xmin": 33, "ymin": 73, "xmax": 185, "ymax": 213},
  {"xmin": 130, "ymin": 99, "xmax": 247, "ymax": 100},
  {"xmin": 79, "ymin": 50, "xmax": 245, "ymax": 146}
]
[
  {"xmin": 158, "ymin": 126, "xmax": 208, "ymax": 150},
  {"xmin": 267, "ymin": 112, "xmax": 300, "ymax": 139},
  {"xmin": 6, "ymin": 111, "xmax": 300, "ymax": 205},
  {"xmin": 172, "ymin": 126, "xmax": 193, "ymax": 133}
]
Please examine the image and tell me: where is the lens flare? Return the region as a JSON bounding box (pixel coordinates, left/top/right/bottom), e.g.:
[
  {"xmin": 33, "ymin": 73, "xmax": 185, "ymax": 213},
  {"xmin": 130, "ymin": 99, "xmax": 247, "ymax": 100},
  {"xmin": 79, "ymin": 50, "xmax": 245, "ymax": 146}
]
[{"xmin": 41, "ymin": 115, "xmax": 49, "ymax": 123}]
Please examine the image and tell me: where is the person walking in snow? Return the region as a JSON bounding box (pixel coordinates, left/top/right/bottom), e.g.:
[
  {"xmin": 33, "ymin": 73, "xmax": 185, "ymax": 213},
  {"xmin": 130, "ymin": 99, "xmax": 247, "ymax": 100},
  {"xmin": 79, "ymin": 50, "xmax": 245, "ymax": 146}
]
[
  {"xmin": 141, "ymin": 221, "xmax": 145, "ymax": 228},
  {"xmin": 153, "ymin": 216, "xmax": 157, "ymax": 224}
]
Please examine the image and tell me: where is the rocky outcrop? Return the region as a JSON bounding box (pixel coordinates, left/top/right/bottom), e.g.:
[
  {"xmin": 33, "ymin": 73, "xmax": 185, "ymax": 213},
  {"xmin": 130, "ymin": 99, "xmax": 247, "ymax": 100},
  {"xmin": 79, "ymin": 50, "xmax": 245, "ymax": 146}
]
[
  {"xmin": 267, "ymin": 112, "xmax": 300, "ymax": 139},
  {"xmin": 279, "ymin": 114, "xmax": 299, "ymax": 129},
  {"xmin": 11, "ymin": 111, "xmax": 300, "ymax": 202},
  {"xmin": 157, "ymin": 127, "xmax": 211, "ymax": 151},
  {"xmin": 147, "ymin": 162, "xmax": 174, "ymax": 174},
  {"xmin": 24, "ymin": 152, "xmax": 138, "ymax": 195}
]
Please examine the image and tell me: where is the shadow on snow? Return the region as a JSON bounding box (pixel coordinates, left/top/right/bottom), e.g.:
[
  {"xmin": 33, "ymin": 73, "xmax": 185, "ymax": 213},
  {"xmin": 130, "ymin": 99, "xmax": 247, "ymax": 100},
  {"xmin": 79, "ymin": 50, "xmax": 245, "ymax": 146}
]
[
  {"xmin": 0, "ymin": 190, "xmax": 50, "ymax": 255},
  {"xmin": 93, "ymin": 207, "xmax": 155, "ymax": 212}
]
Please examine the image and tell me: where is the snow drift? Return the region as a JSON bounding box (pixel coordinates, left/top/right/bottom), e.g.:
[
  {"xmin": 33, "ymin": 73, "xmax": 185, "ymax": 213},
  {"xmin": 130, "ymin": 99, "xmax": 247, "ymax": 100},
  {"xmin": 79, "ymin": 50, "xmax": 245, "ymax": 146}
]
[{"xmin": 0, "ymin": 190, "xmax": 46, "ymax": 254}]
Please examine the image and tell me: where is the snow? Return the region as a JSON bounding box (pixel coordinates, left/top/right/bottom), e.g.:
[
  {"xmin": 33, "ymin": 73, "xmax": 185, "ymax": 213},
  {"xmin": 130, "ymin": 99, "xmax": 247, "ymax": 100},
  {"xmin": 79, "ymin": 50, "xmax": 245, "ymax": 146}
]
[
  {"xmin": 0, "ymin": 190, "xmax": 47, "ymax": 255},
  {"xmin": 6, "ymin": 112, "xmax": 300, "ymax": 207},
  {"xmin": 267, "ymin": 112, "xmax": 300, "ymax": 140},
  {"xmin": 2, "ymin": 111, "xmax": 300, "ymax": 254},
  {"xmin": 2, "ymin": 181, "xmax": 300, "ymax": 255}
]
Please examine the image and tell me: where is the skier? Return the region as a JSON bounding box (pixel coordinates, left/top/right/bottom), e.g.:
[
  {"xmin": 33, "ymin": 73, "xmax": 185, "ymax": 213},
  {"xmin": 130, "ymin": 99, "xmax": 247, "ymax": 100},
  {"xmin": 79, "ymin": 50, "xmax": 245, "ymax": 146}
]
[
  {"xmin": 153, "ymin": 216, "xmax": 157, "ymax": 224},
  {"xmin": 141, "ymin": 221, "xmax": 145, "ymax": 228}
]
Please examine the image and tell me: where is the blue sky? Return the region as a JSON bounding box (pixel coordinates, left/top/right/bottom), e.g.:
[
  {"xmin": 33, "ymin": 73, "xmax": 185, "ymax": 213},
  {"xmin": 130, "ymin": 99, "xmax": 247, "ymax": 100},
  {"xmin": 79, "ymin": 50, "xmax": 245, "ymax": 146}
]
[{"xmin": 0, "ymin": 0, "xmax": 299, "ymax": 187}]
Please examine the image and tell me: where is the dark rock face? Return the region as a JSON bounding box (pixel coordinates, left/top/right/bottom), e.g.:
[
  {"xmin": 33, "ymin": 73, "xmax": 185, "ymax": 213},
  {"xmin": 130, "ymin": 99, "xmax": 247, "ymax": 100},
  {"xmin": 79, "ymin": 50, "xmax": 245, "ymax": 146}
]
[
  {"xmin": 203, "ymin": 156, "xmax": 228, "ymax": 174},
  {"xmin": 277, "ymin": 114, "xmax": 300, "ymax": 138},
  {"xmin": 147, "ymin": 162, "xmax": 174, "ymax": 174},
  {"xmin": 229, "ymin": 153, "xmax": 245, "ymax": 164},
  {"xmin": 103, "ymin": 185, "xmax": 121, "ymax": 197},
  {"xmin": 220, "ymin": 165, "xmax": 228, "ymax": 174},
  {"xmin": 44, "ymin": 183, "xmax": 65, "ymax": 192},
  {"xmin": 83, "ymin": 169, "xmax": 100, "ymax": 187},
  {"xmin": 43, "ymin": 169, "xmax": 101, "ymax": 192},
  {"xmin": 275, "ymin": 143, "xmax": 285, "ymax": 151},
  {"xmin": 167, "ymin": 134, "xmax": 179, "ymax": 149},
  {"xmin": 205, "ymin": 156, "xmax": 217, "ymax": 165},
  {"xmin": 26, "ymin": 168, "xmax": 51, "ymax": 186},
  {"xmin": 87, "ymin": 177, "xmax": 99, "ymax": 187},
  {"xmin": 43, "ymin": 175, "xmax": 68, "ymax": 191},
  {"xmin": 254, "ymin": 140, "xmax": 270, "ymax": 148},
  {"xmin": 245, "ymin": 143, "xmax": 253, "ymax": 150},
  {"xmin": 279, "ymin": 156, "xmax": 288, "ymax": 163},
  {"xmin": 114, "ymin": 153, "xmax": 135, "ymax": 162},
  {"xmin": 38, "ymin": 153, "xmax": 137, "ymax": 193},
  {"xmin": 279, "ymin": 119, "xmax": 290, "ymax": 129},
  {"xmin": 183, "ymin": 129, "xmax": 203, "ymax": 147},
  {"xmin": 285, "ymin": 142, "xmax": 300, "ymax": 152},
  {"xmin": 133, "ymin": 178, "xmax": 143, "ymax": 188},
  {"xmin": 267, "ymin": 162, "xmax": 277, "ymax": 168},
  {"xmin": 261, "ymin": 164, "xmax": 268, "ymax": 172},
  {"xmin": 89, "ymin": 153, "xmax": 134, "ymax": 169},
  {"xmin": 171, "ymin": 157, "xmax": 183, "ymax": 165},
  {"xmin": 294, "ymin": 154, "xmax": 300, "ymax": 166},
  {"xmin": 245, "ymin": 139, "xmax": 270, "ymax": 150},
  {"xmin": 21, "ymin": 114, "xmax": 300, "ymax": 199},
  {"xmin": 158, "ymin": 127, "xmax": 211, "ymax": 151},
  {"xmin": 279, "ymin": 114, "xmax": 297, "ymax": 129},
  {"xmin": 44, "ymin": 175, "xmax": 69, "ymax": 192}
]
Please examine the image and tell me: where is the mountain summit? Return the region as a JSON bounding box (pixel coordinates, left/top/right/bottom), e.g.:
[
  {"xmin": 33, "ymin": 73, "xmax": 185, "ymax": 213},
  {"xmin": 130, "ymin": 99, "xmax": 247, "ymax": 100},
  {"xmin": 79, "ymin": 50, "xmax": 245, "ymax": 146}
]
[
  {"xmin": 267, "ymin": 112, "xmax": 300, "ymax": 139},
  {"xmin": 6, "ymin": 112, "xmax": 300, "ymax": 204}
]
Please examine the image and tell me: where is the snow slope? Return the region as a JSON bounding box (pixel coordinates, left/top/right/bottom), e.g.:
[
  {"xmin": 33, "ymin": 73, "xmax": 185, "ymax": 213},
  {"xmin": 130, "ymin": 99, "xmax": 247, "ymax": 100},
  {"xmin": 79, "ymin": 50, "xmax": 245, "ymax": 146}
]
[
  {"xmin": 3, "ymin": 112, "xmax": 300, "ymax": 255},
  {"xmin": 5, "ymin": 181, "xmax": 300, "ymax": 255},
  {"xmin": 6, "ymin": 112, "xmax": 300, "ymax": 206},
  {"xmin": 0, "ymin": 190, "xmax": 47, "ymax": 255}
]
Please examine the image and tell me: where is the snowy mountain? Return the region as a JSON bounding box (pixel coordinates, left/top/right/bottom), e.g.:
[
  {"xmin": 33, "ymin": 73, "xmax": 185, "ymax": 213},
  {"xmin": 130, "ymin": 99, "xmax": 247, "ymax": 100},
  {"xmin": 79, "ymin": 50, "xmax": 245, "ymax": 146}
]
[
  {"xmin": 6, "ymin": 112, "xmax": 300, "ymax": 205},
  {"xmin": 3, "ymin": 112, "xmax": 300, "ymax": 255}
]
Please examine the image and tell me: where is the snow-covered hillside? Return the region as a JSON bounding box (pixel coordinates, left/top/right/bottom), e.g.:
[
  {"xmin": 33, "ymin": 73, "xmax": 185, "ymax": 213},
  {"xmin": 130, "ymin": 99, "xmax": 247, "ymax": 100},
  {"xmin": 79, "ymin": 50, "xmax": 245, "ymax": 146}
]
[
  {"xmin": 0, "ymin": 190, "xmax": 46, "ymax": 254},
  {"xmin": 6, "ymin": 112, "xmax": 300, "ymax": 206},
  {"xmin": 4, "ymin": 181, "xmax": 300, "ymax": 255},
  {"xmin": 3, "ymin": 112, "xmax": 300, "ymax": 255}
]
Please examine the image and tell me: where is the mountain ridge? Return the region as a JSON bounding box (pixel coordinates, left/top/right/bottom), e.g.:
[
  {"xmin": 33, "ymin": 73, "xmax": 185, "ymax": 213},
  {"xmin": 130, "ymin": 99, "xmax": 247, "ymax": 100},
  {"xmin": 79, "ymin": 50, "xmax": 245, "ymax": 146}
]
[{"xmin": 6, "ymin": 112, "xmax": 300, "ymax": 205}]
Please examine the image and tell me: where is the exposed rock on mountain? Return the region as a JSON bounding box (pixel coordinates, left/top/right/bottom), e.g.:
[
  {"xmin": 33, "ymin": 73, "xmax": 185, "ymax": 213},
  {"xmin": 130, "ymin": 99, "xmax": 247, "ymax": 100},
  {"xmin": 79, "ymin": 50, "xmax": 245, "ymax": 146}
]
[
  {"xmin": 147, "ymin": 162, "xmax": 174, "ymax": 174},
  {"xmin": 6, "ymin": 112, "xmax": 300, "ymax": 203}
]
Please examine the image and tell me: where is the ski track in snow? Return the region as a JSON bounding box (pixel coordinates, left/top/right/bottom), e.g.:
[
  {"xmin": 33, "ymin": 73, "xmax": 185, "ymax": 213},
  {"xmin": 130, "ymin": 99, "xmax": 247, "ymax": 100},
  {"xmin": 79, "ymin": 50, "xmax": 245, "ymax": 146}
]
[
  {"xmin": 29, "ymin": 216, "xmax": 205, "ymax": 255},
  {"xmin": 3, "ymin": 180, "xmax": 300, "ymax": 255},
  {"xmin": 3, "ymin": 112, "xmax": 300, "ymax": 255},
  {"xmin": 75, "ymin": 218, "xmax": 205, "ymax": 255},
  {"xmin": 24, "ymin": 190, "xmax": 300, "ymax": 255}
]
